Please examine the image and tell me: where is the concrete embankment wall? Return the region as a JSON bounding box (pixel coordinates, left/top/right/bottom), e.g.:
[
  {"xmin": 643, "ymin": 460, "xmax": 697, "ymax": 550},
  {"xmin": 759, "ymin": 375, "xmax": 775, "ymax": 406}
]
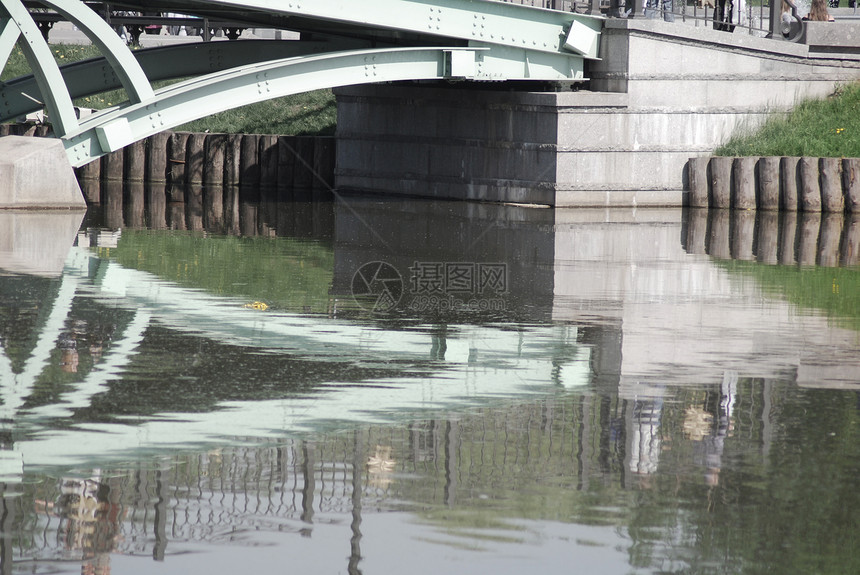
[
  {"xmin": 0, "ymin": 123, "xmax": 335, "ymax": 203},
  {"xmin": 336, "ymin": 20, "xmax": 860, "ymax": 207}
]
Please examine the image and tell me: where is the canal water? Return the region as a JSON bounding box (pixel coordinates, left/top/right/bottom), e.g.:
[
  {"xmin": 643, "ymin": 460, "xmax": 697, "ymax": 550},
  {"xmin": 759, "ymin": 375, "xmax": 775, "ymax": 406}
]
[{"xmin": 0, "ymin": 186, "xmax": 858, "ymax": 574}]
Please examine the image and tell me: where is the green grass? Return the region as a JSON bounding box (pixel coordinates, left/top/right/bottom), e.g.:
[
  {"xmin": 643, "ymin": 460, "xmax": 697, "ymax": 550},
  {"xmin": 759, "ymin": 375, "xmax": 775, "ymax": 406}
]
[
  {"xmin": 1, "ymin": 43, "xmax": 335, "ymax": 135},
  {"xmin": 716, "ymin": 81, "xmax": 860, "ymax": 157},
  {"xmin": 175, "ymin": 90, "xmax": 335, "ymax": 135}
]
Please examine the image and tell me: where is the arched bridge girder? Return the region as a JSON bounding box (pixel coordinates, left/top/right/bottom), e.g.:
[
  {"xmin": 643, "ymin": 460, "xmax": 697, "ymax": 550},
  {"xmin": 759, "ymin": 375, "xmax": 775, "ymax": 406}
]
[
  {"xmin": 1, "ymin": 0, "xmax": 155, "ymax": 134},
  {"xmin": 173, "ymin": 0, "xmax": 602, "ymax": 59},
  {"xmin": 63, "ymin": 45, "xmax": 586, "ymax": 167},
  {"xmin": 1, "ymin": 38, "xmax": 373, "ymax": 123},
  {"xmin": 1, "ymin": 0, "xmax": 79, "ymax": 135}
]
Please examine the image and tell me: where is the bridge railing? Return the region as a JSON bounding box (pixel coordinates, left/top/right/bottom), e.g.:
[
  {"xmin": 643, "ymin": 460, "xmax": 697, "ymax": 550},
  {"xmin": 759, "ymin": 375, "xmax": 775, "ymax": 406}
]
[
  {"xmin": 498, "ymin": 0, "xmax": 604, "ymax": 14},
  {"xmin": 498, "ymin": 0, "xmax": 808, "ymax": 42}
]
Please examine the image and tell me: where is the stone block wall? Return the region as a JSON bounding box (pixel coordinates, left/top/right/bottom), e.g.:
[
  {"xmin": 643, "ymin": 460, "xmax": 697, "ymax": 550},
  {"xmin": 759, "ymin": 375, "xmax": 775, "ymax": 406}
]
[{"xmin": 335, "ymin": 19, "xmax": 860, "ymax": 207}]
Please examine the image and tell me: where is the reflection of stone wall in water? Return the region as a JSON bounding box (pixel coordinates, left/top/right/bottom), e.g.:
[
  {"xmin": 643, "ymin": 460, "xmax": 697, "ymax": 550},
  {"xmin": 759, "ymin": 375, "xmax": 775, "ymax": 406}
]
[
  {"xmin": 330, "ymin": 197, "xmax": 557, "ymax": 321},
  {"xmin": 551, "ymin": 210, "xmax": 860, "ymax": 389}
]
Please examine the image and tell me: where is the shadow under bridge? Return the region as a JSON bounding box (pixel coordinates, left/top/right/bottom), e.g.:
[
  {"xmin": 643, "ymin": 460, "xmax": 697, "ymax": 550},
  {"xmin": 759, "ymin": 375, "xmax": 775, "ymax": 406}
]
[{"xmin": 0, "ymin": 0, "xmax": 602, "ymax": 167}]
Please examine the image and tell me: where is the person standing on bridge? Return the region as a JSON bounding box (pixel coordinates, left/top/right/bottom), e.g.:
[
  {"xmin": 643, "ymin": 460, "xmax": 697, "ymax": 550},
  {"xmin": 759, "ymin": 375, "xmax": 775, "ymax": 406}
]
[
  {"xmin": 644, "ymin": 0, "xmax": 675, "ymax": 21},
  {"xmin": 804, "ymin": 0, "xmax": 835, "ymax": 20},
  {"xmin": 713, "ymin": 0, "xmax": 746, "ymax": 32}
]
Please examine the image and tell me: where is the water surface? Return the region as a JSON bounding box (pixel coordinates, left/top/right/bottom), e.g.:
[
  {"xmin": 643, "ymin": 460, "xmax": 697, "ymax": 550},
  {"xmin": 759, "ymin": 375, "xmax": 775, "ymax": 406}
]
[{"xmin": 0, "ymin": 192, "xmax": 858, "ymax": 574}]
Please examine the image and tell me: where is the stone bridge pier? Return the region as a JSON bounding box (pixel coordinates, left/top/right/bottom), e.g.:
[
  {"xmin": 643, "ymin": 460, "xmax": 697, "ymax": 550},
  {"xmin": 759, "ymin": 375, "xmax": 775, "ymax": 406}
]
[{"xmin": 335, "ymin": 19, "xmax": 860, "ymax": 207}]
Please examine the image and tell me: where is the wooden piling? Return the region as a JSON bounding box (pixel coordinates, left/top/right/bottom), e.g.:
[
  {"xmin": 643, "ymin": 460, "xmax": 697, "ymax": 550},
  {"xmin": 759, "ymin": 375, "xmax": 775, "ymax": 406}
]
[
  {"xmin": 225, "ymin": 134, "xmax": 242, "ymax": 188},
  {"xmin": 780, "ymin": 157, "xmax": 800, "ymax": 211},
  {"xmin": 239, "ymin": 194, "xmax": 259, "ymax": 236},
  {"xmin": 204, "ymin": 134, "xmax": 227, "ymax": 187},
  {"xmin": 687, "ymin": 157, "xmax": 709, "ymax": 208},
  {"xmin": 313, "ymin": 138, "xmax": 335, "ymax": 190},
  {"xmin": 102, "ymin": 149, "xmax": 124, "ymax": 181},
  {"xmin": 260, "ymin": 135, "xmax": 279, "ymax": 188},
  {"xmin": 797, "ymin": 211, "xmax": 821, "ymax": 266},
  {"xmin": 293, "ymin": 138, "xmax": 315, "ymax": 189},
  {"xmin": 731, "ymin": 210, "xmax": 755, "ymax": 260},
  {"xmin": 147, "ymin": 183, "xmax": 167, "ymax": 229},
  {"xmin": 706, "ymin": 208, "xmax": 731, "ymax": 259},
  {"xmin": 125, "ymin": 182, "xmax": 145, "ymax": 228},
  {"xmin": 799, "ymin": 157, "xmax": 822, "ymax": 212},
  {"xmin": 168, "ymin": 132, "xmax": 189, "ymax": 185},
  {"xmin": 778, "ymin": 211, "xmax": 798, "ymax": 265},
  {"xmin": 756, "ymin": 211, "xmax": 779, "ymax": 264},
  {"xmin": 103, "ymin": 181, "xmax": 124, "ymax": 229},
  {"xmin": 76, "ymin": 159, "xmax": 101, "ymax": 182},
  {"xmin": 757, "ymin": 157, "xmax": 780, "ymax": 210},
  {"xmin": 186, "ymin": 184, "xmax": 204, "ymax": 231},
  {"xmin": 168, "ymin": 201, "xmax": 187, "ymax": 231},
  {"xmin": 819, "ymin": 157, "xmax": 843, "ymax": 213},
  {"xmin": 842, "ymin": 214, "xmax": 859, "ymax": 266},
  {"xmin": 186, "ymin": 133, "xmax": 206, "ymax": 185},
  {"xmin": 79, "ymin": 179, "xmax": 100, "ymax": 205},
  {"xmin": 732, "ymin": 157, "xmax": 756, "ymax": 210},
  {"xmin": 843, "ymin": 158, "xmax": 860, "ymax": 213},
  {"xmin": 125, "ymin": 140, "xmax": 146, "ymax": 182},
  {"xmin": 165, "ymin": 183, "xmax": 184, "ymax": 204},
  {"xmin": 709, "ymin": 157, "xmax": 732, "ymax": 209},
  {"xmin": 224, "ymin": 184, "xmax": 241, "ymax": 235},
  {"xmin": 684, "ymin": 207, "xmax": 708, "ymax": 254},
  {"xmin": 146, "ymin": 132, "xmax": 170, "ymax": 183},
  {"xmin": 818, "ymin": 213, "xmax": 843, "ymax": 267},
  {"xmin": 240, "ymin": 134, "xmax": 261, "ymax": 187},
  {"xmin": 278, "ymin": 136, "xmax": 298, "ymax": 188},
  {"xmin": 204, "ymin": 183, "xmax": 224, "ymax": 231}
]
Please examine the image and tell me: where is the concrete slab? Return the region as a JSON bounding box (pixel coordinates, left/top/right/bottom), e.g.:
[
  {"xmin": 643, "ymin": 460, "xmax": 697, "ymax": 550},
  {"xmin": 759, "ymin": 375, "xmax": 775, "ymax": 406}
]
[{"xmin": 0, "ymin": 136, "xmax": 85, "ymax": 209}]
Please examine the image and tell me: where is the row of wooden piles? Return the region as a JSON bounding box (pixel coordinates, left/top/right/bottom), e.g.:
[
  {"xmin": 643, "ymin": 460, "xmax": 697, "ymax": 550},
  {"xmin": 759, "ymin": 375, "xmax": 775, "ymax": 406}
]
[
  {"xmin": 0, "ymin": 123, "xmax": 336, "ymax": 192},
  {"xmin": 687, "ymin": 156, "xmax": 860, "ymax": 212}
]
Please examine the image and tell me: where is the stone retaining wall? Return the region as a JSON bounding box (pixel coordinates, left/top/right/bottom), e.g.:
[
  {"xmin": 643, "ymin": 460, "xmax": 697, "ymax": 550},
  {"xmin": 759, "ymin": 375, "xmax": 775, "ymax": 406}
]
[{"xmin": 687, "ymin": 156, "xmax": 860, "ymax": 212}]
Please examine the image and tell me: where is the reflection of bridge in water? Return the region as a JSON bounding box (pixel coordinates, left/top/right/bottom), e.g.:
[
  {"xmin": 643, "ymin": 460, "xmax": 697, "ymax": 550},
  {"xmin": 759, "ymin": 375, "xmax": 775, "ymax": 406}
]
[
  {"xmin": 0, "ymin": 198, "xmax": 856, "ymax": 474},
  {"xmin": 0, "ymin": 383, "xmax": 774, "ymax": 574},
  {"xmin": 0, "ymin": 197, "xmax": 858, "ymax": 572}
]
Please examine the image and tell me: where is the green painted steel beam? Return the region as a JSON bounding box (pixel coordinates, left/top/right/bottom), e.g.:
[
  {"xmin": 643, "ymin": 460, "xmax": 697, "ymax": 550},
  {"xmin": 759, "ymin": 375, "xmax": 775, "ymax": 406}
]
[
  {"xmin": 63, "ymin": 47, "xmax": 490, "ymax": 166},
  {"xmin": 38, "ymin": 0, "xmax": 154, "ymax": 105},
  {"xmin": 1, "ymin": 38, "xmax": 371, "ymax": 121},
  {"xmin": 0, "ymin": 17, "xmax": 17, "ymax": 65},
  {"xmin": 0, "ymin": 0, "xmax": 79, "ymax": 135},
  {"xmin": 202, "ymin": 0, "xmax": 602, "ymax": 59}
]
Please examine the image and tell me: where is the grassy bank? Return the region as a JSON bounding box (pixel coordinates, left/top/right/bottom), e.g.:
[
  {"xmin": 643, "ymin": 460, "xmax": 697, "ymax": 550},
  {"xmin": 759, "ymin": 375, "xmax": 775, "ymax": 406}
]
[
  {"xmin": 1, "ymin": 43, "xmax": 335, "ymax": 135},
  {"xmin": 716, "ymin": 81, "xmax": 860, "ymax": 157}
]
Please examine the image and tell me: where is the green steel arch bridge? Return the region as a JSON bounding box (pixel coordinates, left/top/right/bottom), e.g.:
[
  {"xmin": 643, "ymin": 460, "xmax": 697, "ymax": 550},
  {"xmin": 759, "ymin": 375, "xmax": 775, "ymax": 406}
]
[{"xmin": 0, "ymin": 0, "xmax": 602, "ymax": 167}]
